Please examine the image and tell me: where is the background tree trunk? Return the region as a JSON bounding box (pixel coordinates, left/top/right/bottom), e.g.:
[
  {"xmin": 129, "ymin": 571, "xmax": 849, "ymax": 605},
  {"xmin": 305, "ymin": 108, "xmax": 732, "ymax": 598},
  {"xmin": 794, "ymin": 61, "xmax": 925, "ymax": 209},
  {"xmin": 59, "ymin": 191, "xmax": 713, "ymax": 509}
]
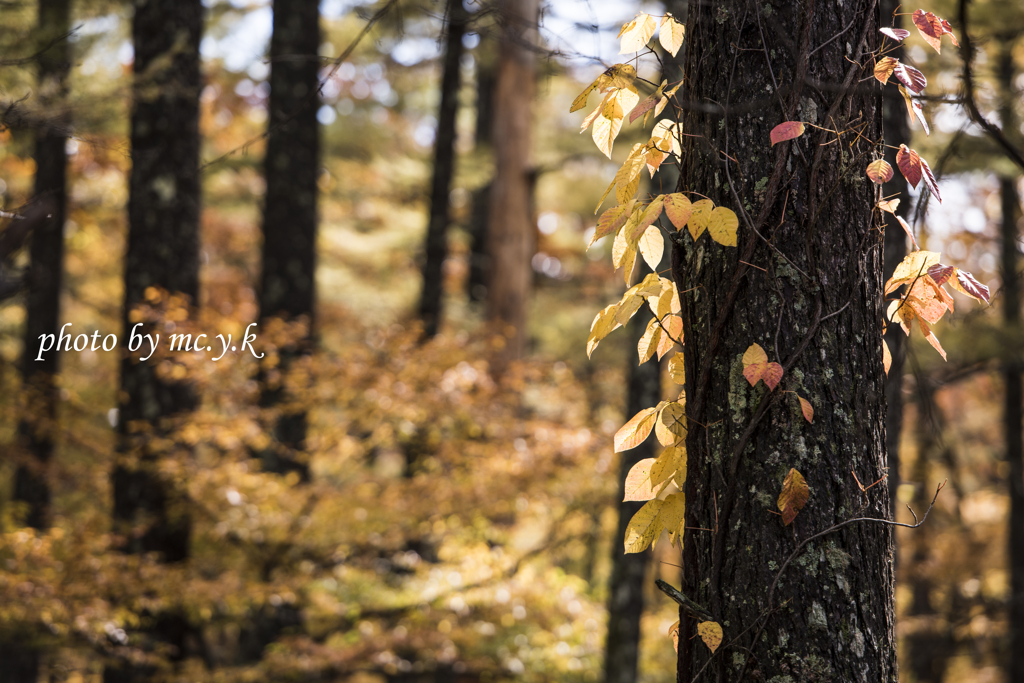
[
  {"xmin": 673, "ymin": 2, "xmax": 895, "ymax": 680},
  {"xmin": 15, "ymin": 0, "xmax": 69, "ymax": 534},
  {"xmin": 995, "ymin": 33, "xmax": 1024, "ymax": 683},
  {"xmin": 485, "ymin": 0, "xmax": 537, "ymax": 363},
  {"xmin": 108, "ymin": 0, "xmax": 202, "ymax": 678},
  {"xmin": 257, "ymin": 0, "xmax": 320, "ymax": 478},
  {"xmin": 1002, "ymin": 171, "xmax": 1023, "ymax": 683},
  {"xmin": 418, "ymin": 0, "xmax": 466, "ymax": 338}
]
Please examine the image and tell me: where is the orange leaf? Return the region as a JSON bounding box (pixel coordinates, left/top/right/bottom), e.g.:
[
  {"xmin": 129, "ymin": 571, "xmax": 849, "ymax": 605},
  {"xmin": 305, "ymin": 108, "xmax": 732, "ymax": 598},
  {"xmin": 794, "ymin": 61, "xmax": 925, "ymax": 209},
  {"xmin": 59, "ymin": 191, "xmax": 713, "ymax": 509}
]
[
  {"xmin": 770, "ymin": 121, "xmax": 805, "ymax": 145},
  {"xmin": 663, "ymin": 193, "xmax": 693, "ymax": 231},
  {"xmin": 798, "ymin": 396, "xmax": 813, "ymax": 424},
  {"xmin": 777, "ymin": 468, "xmax": 809, "ymax": 525},
  {"xmin": 762, "ymin": 362, "xmax": 783, "ymax": 391},
  {"xmin": 865, "ymin": 159, "xmax": 893, "ymax": 184},
  {"xmin": 669, "ymin": 620, "xmax": 680, "ymax": 653},
  {"xmin": 877, "ymin": 198, "xmax": 900, "ymax": 214},
  {"xmin": 898, "ymin": 85, "xmax": 930, "ymax": 136},
  {"xmin": 883, "ymin": 339, "xmax": 892, "ymax": 375},
  {"xmin": 873, "ymin": 56, "xmax": 897, "ymax": 84}
]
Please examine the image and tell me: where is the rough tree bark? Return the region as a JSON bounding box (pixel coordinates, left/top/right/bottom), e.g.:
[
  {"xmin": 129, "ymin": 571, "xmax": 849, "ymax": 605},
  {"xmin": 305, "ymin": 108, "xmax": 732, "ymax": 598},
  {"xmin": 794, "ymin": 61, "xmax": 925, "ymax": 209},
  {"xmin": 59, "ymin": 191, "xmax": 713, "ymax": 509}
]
[
  {"xmin": 418, "ymin": 0, "xmax": 467, "ymax": 338},
  {"xmin": 672, "ymin": 2, "xmax": 896, "ymax": 681},
  {"xmin": 879, "ymin": 0, "xmax": 909, "ymax": 520},
  {"xmin": 257, "ymin": 0, "xmax": 320, "ymax": 478},
  {"xmin": 485, "ymin": 0, "xmax": 537, "ymax": 362},
  {"xmin": 107, "ymin": 0, "xmax": 202, "ymax": 679}
]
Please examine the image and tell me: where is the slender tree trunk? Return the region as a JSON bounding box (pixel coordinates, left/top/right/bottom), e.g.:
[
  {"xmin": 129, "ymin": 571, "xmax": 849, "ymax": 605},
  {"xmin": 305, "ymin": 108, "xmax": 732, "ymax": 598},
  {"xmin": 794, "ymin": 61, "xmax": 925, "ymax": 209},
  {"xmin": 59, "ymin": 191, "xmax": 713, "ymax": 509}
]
[
  {"xmin": 996, "ymin": 34, "xmax": 1024, "ymax": 683},
  {"xmin": 485, "ymin": 0, "xmax": 537, "ymax": 362},
  {"xmin": 673, "ymin": 3, "xmax": 895, "ymax": 681},
  {"xmin": 879, "ymin": 0, "xmax": 909, "ymax": 520},
  {"xmin": 1003, "ymin": 174, "xmax": 1024, "ymax": 683},
  {"xmin": 467, "ymin": 39, "xmax": 495, "ymax": 303},
  {"xmin": 15, "ymin": 0, "xmax": 69, "ymax": 533},
  {"xmin": 418, "ymin": 0, "xmax": 467, "ymax": 338},
  {"xmin": 604, "ymin": 262, "xmax": 660, "ymax": 683},
  {"xmin": 9, "ymin": 2, "xmax": 70, "ymax": 675},
  {"xmin": 257, "ymin": 0, "xmax": 320, "ymax": 479},
  {"xmin": 108, "ymin": 1, "xmax": 202, "ymax": 679}
]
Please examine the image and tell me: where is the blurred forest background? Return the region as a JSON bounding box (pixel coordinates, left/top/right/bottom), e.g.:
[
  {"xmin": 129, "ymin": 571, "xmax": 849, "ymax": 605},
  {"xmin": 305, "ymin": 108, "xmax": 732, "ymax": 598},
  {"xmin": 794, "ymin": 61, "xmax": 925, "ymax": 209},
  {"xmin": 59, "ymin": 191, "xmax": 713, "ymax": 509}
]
[{"xmin": 0, "ymin": 0, "xmax": 1021, "ymax": 682}]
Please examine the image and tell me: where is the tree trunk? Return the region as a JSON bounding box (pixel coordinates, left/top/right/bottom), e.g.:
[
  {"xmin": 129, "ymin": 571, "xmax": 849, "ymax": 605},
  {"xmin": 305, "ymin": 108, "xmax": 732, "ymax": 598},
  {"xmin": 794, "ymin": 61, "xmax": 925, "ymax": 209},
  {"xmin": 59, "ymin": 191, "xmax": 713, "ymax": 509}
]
[
  {"xmin": 418, "ymin": 0, "xmax": 466, "ymax": 338},
  {"xmin": 108, "ymin": 0, "xmax": 202, "ymax": 678},
  {"xmin": 604, "ymin": 262, "xmax": 660, "ymax": 683},
  {"xmin": 485, "ymin": 0, "xmax": 537, "ymax": 362},
  {"xmin": 15, "ymin": 0, "xmax": 69, "ymax": 533},
  {"xmin": 996, "ymin": 34, "xmax": 1024, "ymax": 683},
  {"xmin": 673, "ymin": 3, "xmax": 895, "ymax": 681},
  {"xmin": 879, "ymin": 0, "xmax": 909, "ymax": 521},
  {"xmin": 257, "ymin": 0, "xmax": 320, "ymax": 479},
  {"xmin": 1002, "ymin": 174, "xmax": 1023, "ymax": 683}
]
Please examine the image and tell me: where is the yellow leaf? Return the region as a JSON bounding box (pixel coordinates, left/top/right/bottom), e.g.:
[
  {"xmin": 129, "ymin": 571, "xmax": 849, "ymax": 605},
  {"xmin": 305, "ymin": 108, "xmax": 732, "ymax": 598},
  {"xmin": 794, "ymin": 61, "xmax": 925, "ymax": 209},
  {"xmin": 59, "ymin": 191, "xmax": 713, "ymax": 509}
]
[
  {"xmin": 651, "ymin": 445, "xmax": 686, "ymax": 489},
  {"xmin": 624, "ymin": 457, "xmax": 658, "ymax": 501},
  {"xmin": 658, "ymin": 315, "xmax": 683, "ymax": 358},
  {"xmin": 659, "ymin": 491, "xmax": 686, "ymax": 538},
  {"xmin": 620, "ymin": 13, "xmax": 657, "ymax": 53},
  {"xmin": 659, "ymin": 16, "xmax": 685, "ymax": 57},
  {"xmin": 628, "ymin": 196, "xmax": 665, "ymax": 242},
  {"xmin": 587, "ymin": 303, "xmax": 621, "ymax": 358},
  {"xmin": 638, "ymin": 318, "xmax": 662, "ymax": 363},
  {"xmin": 668, "ymin": 353, "xmax": 685, "ymax": 384},
  {"xmin": 687, "ymin": 199, "xmax": 714, "ymax": 240},
  {"xmin": 570, "ymin": 81, "xmax": 598, "ymax": 114},
  {"xmin": 651, "ymin": 119, "xmax": 681, "ymax": 156},
  {"xmin": 625, "ymin": 499, "xmax": 664, "ymax": 553},
  {"xmin": 592, "ymin": 200, "xmax": 636, "ymax": 246},
  {"xmin": 615, "ymin": 144, "xmax": 647, "ymax": 205},
  {"xmin": 697, "ymin": 621, "xmax": 723, "ymax": 653},
  {"xmin": 580, "ymin": 90, "xmax": 613, "ymax": 132},
  {"xmin": 612, "ymin": 224, "xmax": 630, "ymax": 268},
  {"xmin": 655, "ymin": 401, "xmax": 687, "ymax": 446},
  {"xmin": 777, "ymin": 467, "xmax": 809, "ymax": 525},
  {"xmin": 707, "ymin": 206, "xmax": 739, "ymax": 247},
  {"xmin": 592, "ymin": 108, "xmax": 623, "ymax": 159},
  {"xmin": 615, "ymin": 406, "xmax": 658, "ymax": 452},
  {"xmin": 638, "ymin": 225, "xmax": 665, "ymax": 270},
  {"xmin": 615, "ymin": 292, "xmax": 645, "ymax": 326},
  {"xmin": 885, "ymin": 250, "xmax": 941, "ymax": 293}
]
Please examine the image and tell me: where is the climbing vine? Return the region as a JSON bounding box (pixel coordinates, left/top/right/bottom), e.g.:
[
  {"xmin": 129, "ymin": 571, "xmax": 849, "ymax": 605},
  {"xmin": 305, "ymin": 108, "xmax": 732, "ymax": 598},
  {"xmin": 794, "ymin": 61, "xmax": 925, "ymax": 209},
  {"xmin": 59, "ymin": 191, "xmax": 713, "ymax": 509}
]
[{"xmin": 574, "ymin": 7, "xmax": 989, "ymax": 656}]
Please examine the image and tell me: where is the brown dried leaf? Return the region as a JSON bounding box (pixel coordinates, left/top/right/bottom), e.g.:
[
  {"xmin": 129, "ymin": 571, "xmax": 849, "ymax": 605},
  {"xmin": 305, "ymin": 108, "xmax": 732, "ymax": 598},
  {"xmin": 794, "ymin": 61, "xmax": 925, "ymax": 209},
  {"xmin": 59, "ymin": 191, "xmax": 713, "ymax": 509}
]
[{"xmin": 777, "ymin": 468, "xmax": 809, "ymax": 526}]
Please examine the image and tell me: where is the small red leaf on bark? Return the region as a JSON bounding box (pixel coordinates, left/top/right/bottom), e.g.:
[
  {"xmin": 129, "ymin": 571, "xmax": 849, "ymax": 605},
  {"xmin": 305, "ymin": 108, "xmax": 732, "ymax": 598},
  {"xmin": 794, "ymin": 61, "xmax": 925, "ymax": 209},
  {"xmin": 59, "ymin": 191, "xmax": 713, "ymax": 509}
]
[{"xmin": 770, "ymin": 121, "xmax": 805, "ymax": 146}]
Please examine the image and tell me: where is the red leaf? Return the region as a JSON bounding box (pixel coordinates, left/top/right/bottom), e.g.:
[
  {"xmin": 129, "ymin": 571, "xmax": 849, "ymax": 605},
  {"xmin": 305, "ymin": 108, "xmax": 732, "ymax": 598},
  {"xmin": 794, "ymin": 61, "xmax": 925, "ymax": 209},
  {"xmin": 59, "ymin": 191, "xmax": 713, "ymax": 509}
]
[
  {"xmin": 770, "ymin": 121, "xmax": 805, "ymax": 146},
  {"xmin": 927, "ymin": 263, "xmax": 955, "ymax": 287},
  {"xmin": 880, "ymin": 27, "xmax": 910, "ymax": 41},
  {"xmin": 893, "ymin": 62, "xmax": 927, "ymax": 94},
  {"xmin": 955, "ymin": 268, "xmax": 991, "ymax": 303},
  {"xmin": 896, "ymin": 145, "xmax": 922, "ymax": 189},
  {"xmin": 913, "ymin": 9, "xmax": 958, "ymax": 54},
  {"xmin": 919, "ymin": 154, "xmax": 941, "ymax": 203}
]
